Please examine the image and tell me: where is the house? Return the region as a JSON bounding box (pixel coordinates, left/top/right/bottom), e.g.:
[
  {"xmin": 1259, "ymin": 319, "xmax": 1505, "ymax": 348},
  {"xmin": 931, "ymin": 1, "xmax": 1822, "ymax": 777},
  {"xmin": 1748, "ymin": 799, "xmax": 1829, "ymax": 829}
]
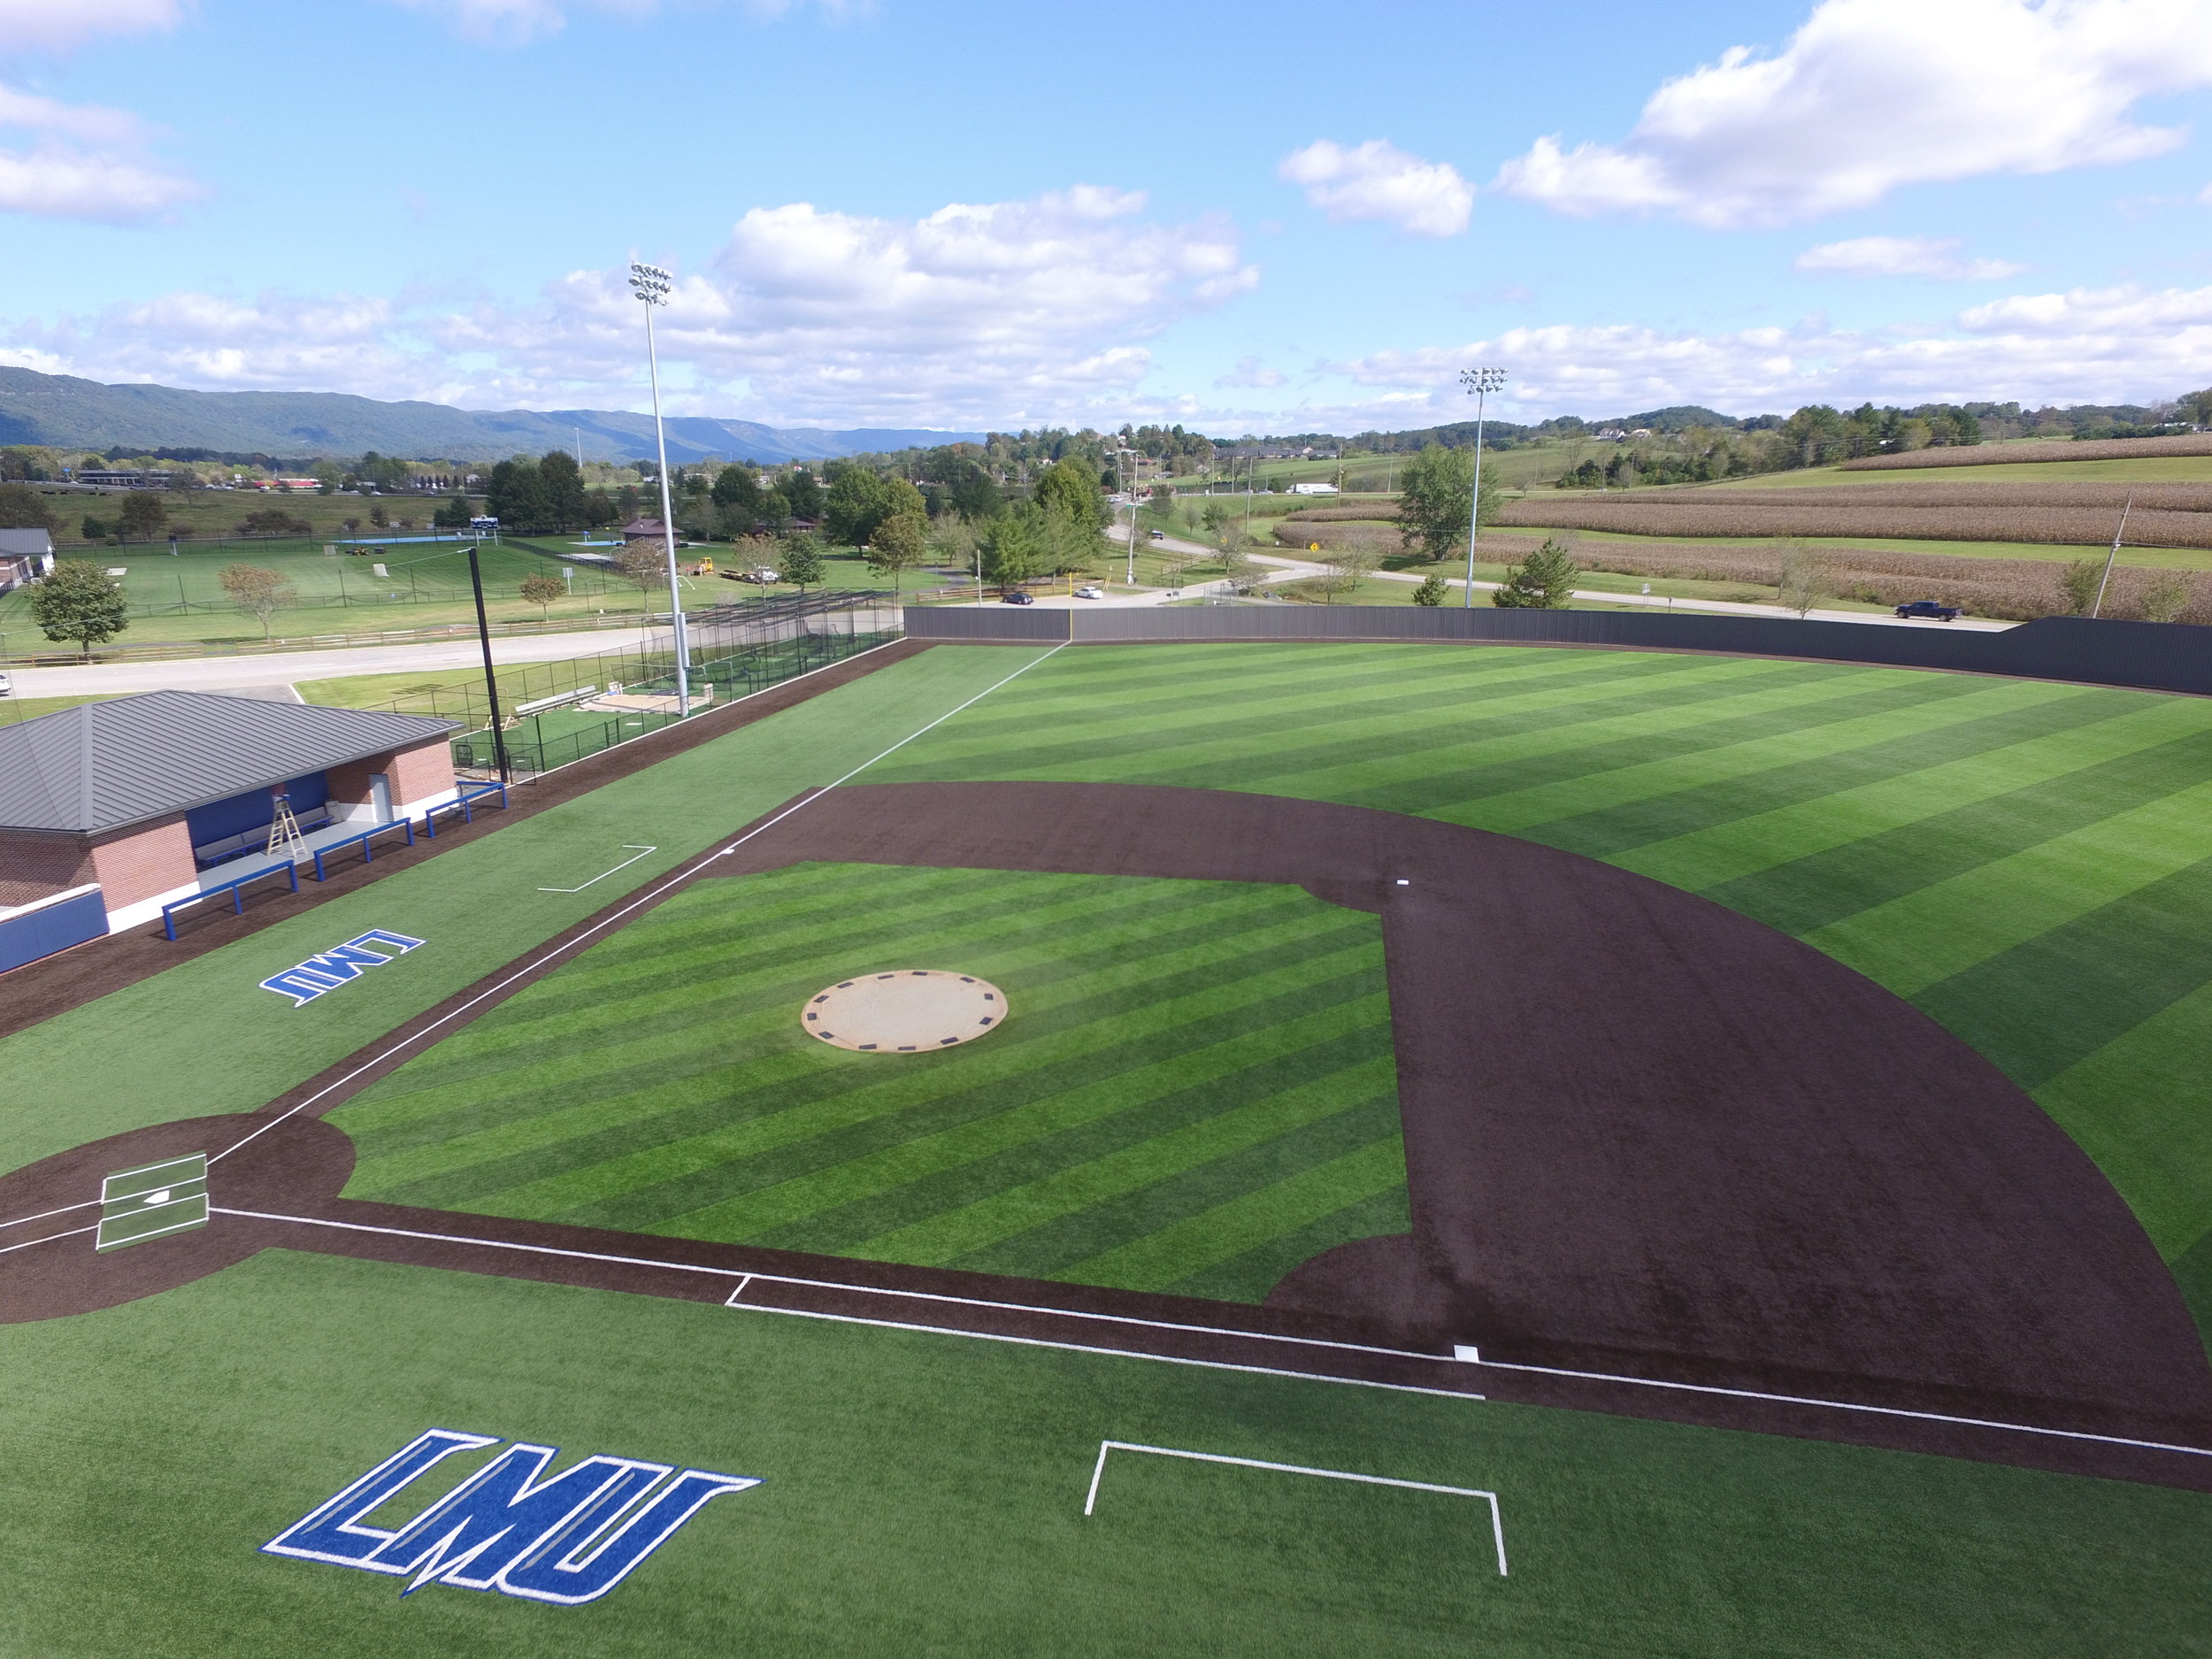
[
  {"xmin": 0, "ymin": 691, "xmax": 462, "ymax": 970},
  {"xmin": 0, "ymin": 526, "xmax": 54, "ymax": 593},
  {"xmin": 621, "ymin": 518, "xmax": 669, "ymax": 543}
]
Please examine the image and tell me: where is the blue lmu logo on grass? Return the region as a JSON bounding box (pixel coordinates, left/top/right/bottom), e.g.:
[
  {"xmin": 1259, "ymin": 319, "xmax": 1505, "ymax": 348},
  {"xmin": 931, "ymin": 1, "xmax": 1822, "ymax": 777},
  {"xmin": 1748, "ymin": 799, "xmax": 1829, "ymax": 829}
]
[
  {"xmin": 263, "ymin": 1429, "xmax": 758, "ymax": 1605},
  {"xmin": 260, "ymin": 930, "xmax": 424, "ymax": 1007}
]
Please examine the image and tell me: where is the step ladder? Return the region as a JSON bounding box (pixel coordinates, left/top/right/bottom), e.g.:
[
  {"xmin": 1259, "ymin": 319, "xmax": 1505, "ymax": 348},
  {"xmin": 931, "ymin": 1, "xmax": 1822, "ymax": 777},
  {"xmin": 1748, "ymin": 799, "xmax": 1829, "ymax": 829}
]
[{"xmin": 265, "ymin": 795, "xmax": 307, "ymax": 864}]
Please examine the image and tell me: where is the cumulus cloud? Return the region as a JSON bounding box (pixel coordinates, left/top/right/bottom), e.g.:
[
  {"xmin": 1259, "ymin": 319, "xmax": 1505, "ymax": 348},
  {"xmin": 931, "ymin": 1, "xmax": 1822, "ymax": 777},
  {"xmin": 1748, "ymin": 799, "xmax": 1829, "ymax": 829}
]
[
  {"xmin": 1215, "ymin": 356, "xmax": 1286, "ymax": 388},
  {"xmin": 0, "ymin": 0, "xmax": 184, "ymax": 54},
  {"xmin": 381, "ymin": 0, "xmax": 862, "ymax": 43},
  {"xmin": 1318, "ymin": 281, "xmax": 2212, "ymax": 418},
  {"xmin": 1794, "ymin": 235, "xmax": 2026, "ymax": 280},
  {"xmin": 4, "ymin": 185, "xmax": 1257, "ymax": 426},
  {"xmin": 1494, "ymin": 0, "xmax": 2212, "ymax": 227},
  {"xmin": 1279, "ymin": 139, "xmax": 1473, "ymax": 237},
  {"xmin": 0, "ymin": 83, "xmax": 202, "ymax": 223}
]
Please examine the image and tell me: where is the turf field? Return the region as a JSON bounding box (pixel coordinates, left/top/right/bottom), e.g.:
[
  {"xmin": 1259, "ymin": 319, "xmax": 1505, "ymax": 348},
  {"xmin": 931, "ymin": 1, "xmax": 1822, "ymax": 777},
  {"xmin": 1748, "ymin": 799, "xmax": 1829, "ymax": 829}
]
[
  {"xmin": 332, "ymin": 864, "xmax": 1406, "ymax": 1301},
  {"xmin": 4, "ymin": 638, "xmax": 2211, "ymax": 1655}
]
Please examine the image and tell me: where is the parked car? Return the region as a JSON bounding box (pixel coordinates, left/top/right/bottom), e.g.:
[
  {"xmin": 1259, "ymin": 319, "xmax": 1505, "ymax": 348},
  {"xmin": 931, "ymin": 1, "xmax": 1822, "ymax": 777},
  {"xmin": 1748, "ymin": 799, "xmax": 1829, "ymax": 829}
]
[
  {"xmin": 1893, "ymin": 599, "xmax": 1962, "ymax": 621},
  {"xmin": 1148, "ymin": 528, "xmax": 1165, "ymax": 541},
  {"xmin": 1073, "ymin": 585, "xmax": 1105, "ymax": 600},
  {"xmin": 0, "ymin": 670, "xmax": 12, "ymax": 696},
  {"xmin": 1001, "ymin": 590, "xmax": 1035, "ymax": 605}
]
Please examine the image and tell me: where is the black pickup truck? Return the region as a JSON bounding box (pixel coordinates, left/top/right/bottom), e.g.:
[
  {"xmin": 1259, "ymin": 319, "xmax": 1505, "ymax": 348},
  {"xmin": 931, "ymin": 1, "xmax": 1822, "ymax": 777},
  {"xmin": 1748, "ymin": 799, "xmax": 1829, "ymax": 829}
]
[{"xmin": 1893, "ymin": 600, "xmax": 1962, "ymax": 621}]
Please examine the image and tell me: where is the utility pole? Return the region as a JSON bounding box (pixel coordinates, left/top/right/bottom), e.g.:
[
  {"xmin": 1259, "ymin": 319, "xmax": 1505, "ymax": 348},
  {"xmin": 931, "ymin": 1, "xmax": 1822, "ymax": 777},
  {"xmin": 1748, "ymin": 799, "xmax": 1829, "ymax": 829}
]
[
  {"xmin": 628, "ymin": 261, "xmax": 690, "ymax": 716},
  {"xmin": 1458, "ymin": 367, "xmax": 1507, "ymax": 608},
  {"xmin": 465, "ymin": 534, "xmax": 511, "ymax": 782},
  {"xmin": 2091, "ymin": 495, "xmax": 2132, "ymax": 618}
]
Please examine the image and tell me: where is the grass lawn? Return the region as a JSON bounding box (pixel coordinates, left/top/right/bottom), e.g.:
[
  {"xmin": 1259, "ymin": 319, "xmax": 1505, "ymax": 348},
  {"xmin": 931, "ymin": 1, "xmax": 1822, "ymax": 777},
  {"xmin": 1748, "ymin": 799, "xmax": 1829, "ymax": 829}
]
[
  {"xmin": 331, "ymin": 864, "xmax": 1406, "ymax": 1302},
  {"xmin": 5, "ymin": 1248, "xmax": 2207, "ymax": 1657},
  {"xmin": 0, "ymin": 690, "xmax": 120, "ymax": 724}
]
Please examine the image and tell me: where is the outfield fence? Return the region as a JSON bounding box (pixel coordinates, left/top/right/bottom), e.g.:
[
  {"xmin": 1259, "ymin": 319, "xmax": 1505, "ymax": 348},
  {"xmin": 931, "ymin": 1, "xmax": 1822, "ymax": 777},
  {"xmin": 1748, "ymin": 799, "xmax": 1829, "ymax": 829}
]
[
  {"xmin": 902, "ymin": 604, "xmax": 2212, "ymax": 698},
  {"xmin": 446, "ymin": 591, "xmax": 899, "ymax": 776}
]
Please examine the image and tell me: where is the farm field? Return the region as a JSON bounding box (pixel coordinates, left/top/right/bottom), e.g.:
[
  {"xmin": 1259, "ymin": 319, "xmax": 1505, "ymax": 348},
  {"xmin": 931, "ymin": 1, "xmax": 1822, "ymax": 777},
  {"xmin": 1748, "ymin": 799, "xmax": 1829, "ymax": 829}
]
[
  {"xmin": 1712, "ymin": 455, "xmax": 2212, "ymax": 488},
  {"xmin": 5, "ymin": 639, "xmax": 2212, "ymax": 1655},
  {"xmin": 1497, "ymin": 490, "xmax": 2212, "ymax": 551}
]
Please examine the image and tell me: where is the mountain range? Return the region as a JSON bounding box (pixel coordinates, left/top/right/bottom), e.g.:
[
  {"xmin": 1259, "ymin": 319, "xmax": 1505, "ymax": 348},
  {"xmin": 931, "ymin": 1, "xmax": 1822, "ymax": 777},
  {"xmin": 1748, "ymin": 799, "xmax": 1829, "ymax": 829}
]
[{"xmin": 0, "ymin": 368, "xmax": 983, "ymax": 465}]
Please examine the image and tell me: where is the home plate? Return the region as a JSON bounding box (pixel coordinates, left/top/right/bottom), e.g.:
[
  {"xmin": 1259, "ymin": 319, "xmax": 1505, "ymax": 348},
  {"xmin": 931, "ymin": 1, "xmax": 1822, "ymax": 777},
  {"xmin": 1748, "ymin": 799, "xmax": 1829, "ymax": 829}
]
[{"xmin": 802, "ymin": 970, "xmax": 1008, "ymax": 1053}]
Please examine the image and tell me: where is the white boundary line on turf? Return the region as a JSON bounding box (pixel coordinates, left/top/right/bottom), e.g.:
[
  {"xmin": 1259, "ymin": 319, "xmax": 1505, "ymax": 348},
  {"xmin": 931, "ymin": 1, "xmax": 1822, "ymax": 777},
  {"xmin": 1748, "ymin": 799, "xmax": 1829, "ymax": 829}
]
[
  {"xmin": 195, "ymin": 641, "xmax": 1067, "ymax": 1174},
  {"xmin": 202, "ymin": 1206, "xmax": 1482, "ymax": 1402},
  {"xmin": 0, "ymin": 1198, "xmax": 101, "ymax": 1232},
  {"xmin": 0, "ymin": 1224, "xmax": 96, "ymax": 1256},
  {"xmin": 539, "ymin": 845, "xmax": 657, "ymax": 894},
  {"xmin": 1080, "ymin": 1440, "xmax": 1508, "ymax": 1577},
  {"xmin": 1463, "ymin": 1355, "xmax": 2212, "ymax": 1460}
]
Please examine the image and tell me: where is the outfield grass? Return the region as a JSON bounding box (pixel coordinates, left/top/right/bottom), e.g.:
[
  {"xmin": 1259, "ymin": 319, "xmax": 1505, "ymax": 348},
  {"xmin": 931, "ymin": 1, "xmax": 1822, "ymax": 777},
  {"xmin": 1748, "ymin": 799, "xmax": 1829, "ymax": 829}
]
[
  {"xmin": 332, "ymin": 864, "xmax": 1407, "ymax": 1302},
  {"xmin": 3, "ymin": 1249, "xmax": 2208, "ymax": 1658}
]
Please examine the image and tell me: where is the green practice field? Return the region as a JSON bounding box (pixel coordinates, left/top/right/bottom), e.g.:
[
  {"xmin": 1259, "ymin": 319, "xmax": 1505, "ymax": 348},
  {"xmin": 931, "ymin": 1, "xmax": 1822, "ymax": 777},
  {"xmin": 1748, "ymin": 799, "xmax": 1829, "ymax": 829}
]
[{"xmin": 4, "ymin": 639, "xmax": 2211, "ymax": 1655}]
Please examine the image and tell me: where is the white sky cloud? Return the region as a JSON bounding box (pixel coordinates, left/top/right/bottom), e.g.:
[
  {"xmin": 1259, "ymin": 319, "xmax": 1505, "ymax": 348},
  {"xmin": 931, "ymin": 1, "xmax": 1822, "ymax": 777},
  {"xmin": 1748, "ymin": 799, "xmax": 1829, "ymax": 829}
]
[
  {"xmin": 1794, "ymin": 236, "xmax": 2026, "ymax": 280},
  {"xmin": 1318, "ymin": 280, "xmax": 2212, "ymax": 418},
  {"xmin": 4, "ymin": 186, "xmax": 1257, "ymax": 425},
  {"xmin": 381, "ymin": 0, "xmax": 862, "ymax": 43},
  {"xmin": 1494, "ymin": 0, "xmax": 2212, "ymax": 228},
  {"xmin": 1215, "ymin": 356, "xmax": 1286, "ymax": 388},
  {"xmin": 0, "ymin": 0, "xmax": 184, "ymax": 54},
  {"xmin": 0, "ymin": 82, "xmax": 202, "ymax": 223},
  {"xmin": 1279, "ymin": 139, "xmax": 1474, "ymax": 237}
]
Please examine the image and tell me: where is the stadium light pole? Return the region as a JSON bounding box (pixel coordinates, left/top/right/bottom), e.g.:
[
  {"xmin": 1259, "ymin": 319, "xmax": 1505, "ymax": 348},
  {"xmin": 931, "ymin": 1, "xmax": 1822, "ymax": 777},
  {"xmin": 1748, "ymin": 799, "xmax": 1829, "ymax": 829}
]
[
  {"xmin": 628, "ymin": 261, "xmax": 689, "ymax": 717},
  {"xmin": 1459, "ymin": 366, "xmax": 1507, "ymax": 609}
]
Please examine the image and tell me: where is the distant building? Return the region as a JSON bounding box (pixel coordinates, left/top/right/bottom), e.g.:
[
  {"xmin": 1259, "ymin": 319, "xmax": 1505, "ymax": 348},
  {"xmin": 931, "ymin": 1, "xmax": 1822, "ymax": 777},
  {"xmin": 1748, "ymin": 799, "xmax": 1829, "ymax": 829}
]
[
  {"xmin": 250, "ymin": 478, "xmax": 324, "ymax": 491},
  {"xmin": 76, "ymin": 470, "xmax": 172, "ymax": 488},
  {"xmin": 1595, "ymin": 428, "xmax": 1629, "ymax": 442},
  {"xmin": 622, "ymin": 518, "xmax": 668, "ymax": 542},
  {"xmin": 1628, "ymin": 428, "xmax": 1655, "ymax": 440},
  {"xmin": 0, "ymin": 527, "xmax": 53, "ymax": 591},
  {"xmin": 0, "ymin": 691, "xmax": 461, "ymax": 969}
]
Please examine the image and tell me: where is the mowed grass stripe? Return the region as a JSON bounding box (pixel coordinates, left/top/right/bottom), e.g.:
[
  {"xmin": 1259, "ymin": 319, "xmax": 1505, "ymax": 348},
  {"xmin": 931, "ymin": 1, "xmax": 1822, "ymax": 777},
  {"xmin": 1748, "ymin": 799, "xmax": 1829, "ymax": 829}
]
[
  {"xmin": 528, "ymin": 955, "xmax": 1386, "ymax": 1233},
  {"xmin": 1611, "ymin": 699, "xmax": 2212, "ymax": 890},
  {"xmin": 837, "ymin": 1055, "xmax": 1399, "ymax": 1268},
  {"xmin": 344, "ymin": 877, "xmax": 1367, "ymax": 1202},
  {"xmin": 1164, "ymin": 1185, "xmax": 1411, "ymax": 1303},
  {"xmin": 1053, "ymin": 1138, "xmax": 1409, "ymax": 1293},
  {"xmin": 1806, "ymin": 778, "xmax": 2212, "ymax": 995}
]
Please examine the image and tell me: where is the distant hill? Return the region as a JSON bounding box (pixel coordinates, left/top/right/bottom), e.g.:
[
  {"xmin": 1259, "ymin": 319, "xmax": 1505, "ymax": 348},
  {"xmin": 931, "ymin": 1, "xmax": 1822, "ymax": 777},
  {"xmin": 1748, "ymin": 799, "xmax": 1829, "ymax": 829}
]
[
  {"xmin": 0, "ymin": 368, "xmax": 981, "ymax": 465},
  {"xmin": 1612, "ymin": 405, "xmax": 1736, "ymax": 433}
]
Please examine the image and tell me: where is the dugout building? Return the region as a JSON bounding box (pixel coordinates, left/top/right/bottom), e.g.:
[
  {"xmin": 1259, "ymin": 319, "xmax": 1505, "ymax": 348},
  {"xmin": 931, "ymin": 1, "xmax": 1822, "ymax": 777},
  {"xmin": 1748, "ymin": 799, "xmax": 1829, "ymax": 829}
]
[{"xmin": 0, "ymin": 691, "xmax": 458, "ymax": 971}]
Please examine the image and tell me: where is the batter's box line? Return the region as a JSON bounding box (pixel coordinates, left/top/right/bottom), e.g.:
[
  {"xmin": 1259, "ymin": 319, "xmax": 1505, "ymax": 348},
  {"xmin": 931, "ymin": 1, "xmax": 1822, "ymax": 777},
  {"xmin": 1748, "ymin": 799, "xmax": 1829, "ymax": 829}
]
[{"xmin": 1080, "ymin": 1440, "xmax": 1508, "ymax": 1577}]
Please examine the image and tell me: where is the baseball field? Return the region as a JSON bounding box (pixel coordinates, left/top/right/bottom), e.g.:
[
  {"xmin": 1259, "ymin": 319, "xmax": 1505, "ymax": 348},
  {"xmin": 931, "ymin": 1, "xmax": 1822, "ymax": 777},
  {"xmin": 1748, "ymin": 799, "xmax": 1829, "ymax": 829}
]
[{"xmin": 3, "ymin": 637, "xmax": 2210, "ymax": 1656}]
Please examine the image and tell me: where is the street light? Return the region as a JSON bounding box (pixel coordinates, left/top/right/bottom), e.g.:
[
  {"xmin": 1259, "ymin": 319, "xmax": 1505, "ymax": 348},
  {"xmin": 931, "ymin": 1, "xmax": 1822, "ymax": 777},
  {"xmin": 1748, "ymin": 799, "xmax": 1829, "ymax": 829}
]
[
  {"xmin": 1459, "ymin": 366, "xmax": 1506, "ymax": 610},
  {"xmin": 628, "ymin": 260, "xmax": 689, "ymax": 717},
  {"xmin": 1116, "ymin": 449, "xmax": 1140, "ymax": 585}
]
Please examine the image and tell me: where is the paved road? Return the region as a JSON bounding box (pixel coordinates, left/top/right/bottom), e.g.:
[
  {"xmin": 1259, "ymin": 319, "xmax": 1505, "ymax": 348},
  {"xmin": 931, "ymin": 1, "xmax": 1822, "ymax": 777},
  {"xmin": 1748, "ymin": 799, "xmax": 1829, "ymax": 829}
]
[{"xmin": 4, "ymin": 626, "xmax": 665, "ymax": 699}]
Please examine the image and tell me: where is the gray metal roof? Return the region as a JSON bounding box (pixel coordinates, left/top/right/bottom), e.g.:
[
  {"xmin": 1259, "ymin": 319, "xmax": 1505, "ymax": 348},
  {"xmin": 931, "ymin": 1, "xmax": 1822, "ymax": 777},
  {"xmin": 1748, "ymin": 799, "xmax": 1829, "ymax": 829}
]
[
  {"xmin": 0, "ymin": 690, "xmax": 459, "ymax": 834},
  {"xmin": 0, "ymin": 528, "xmax": 53, "ymax": 557}
]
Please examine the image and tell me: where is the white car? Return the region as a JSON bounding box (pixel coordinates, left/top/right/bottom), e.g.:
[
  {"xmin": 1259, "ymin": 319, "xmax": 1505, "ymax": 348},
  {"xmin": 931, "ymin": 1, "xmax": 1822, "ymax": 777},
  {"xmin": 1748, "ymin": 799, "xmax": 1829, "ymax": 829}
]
[
  {"xmin": 0, "ymin": 670, "xmax": 11, "ymax": 695},
  {"xmin": 1073, "ymin": 585, "xmax": 1105, "ymax": 600}
]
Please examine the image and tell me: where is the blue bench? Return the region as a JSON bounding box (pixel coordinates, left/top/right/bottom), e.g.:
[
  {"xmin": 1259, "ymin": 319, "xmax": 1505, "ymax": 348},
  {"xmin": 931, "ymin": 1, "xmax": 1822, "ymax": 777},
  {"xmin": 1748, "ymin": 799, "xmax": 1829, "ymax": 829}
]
[
  {"xmin": 422, "ymin": 781, "xmax": 510, "ymax": 837},
  {"xmin": 310, "ymin": 817, "xmax": 416, "ymax": 881},
  {"xmin": 161, "ymin": 862, "xmax": 300, "ymax": 941}
]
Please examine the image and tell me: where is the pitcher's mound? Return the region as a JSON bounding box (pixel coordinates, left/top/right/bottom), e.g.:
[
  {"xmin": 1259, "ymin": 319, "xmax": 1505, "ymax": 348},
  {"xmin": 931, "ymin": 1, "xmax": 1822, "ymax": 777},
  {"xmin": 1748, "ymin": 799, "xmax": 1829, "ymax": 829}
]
[{"xmin": 803, "ymin": 970, "xmax": 1008, "ymax": 1053}]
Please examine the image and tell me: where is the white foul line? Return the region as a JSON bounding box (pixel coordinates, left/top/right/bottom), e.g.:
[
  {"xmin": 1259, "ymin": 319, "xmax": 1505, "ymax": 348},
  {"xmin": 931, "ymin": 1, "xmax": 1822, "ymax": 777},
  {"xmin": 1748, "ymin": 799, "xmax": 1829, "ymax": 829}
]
[
  {"xmin": 538, "ymin": 845, "xmax": 657, "ymax": 894},
  {"xmin": 199, "ymin": 642, "xmax": 1066, "ymax": 1173},
  {"xmin": 0, "ymin": 1197, "xmax": 101, "ymax": 1233},
  {"xmin": 0, "ymin": 1224, "xmax": 96, "ymax": 1256},
  {"xmin": 1081, "ymin": 1440, "xmax": 1508, "ymax": 1577}
]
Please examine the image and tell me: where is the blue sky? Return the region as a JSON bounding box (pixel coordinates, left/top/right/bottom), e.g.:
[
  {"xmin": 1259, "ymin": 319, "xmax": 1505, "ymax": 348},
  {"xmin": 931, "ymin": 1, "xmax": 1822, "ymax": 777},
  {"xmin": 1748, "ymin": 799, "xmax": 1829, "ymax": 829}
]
[{"xmin": 3, "ymin": 0, "xmax": 2211, "ymax": 434}]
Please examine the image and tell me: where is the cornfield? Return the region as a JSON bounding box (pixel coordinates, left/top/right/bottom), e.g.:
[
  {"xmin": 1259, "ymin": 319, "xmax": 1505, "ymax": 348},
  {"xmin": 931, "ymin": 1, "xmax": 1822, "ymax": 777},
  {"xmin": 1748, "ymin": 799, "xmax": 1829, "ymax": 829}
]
[
  {"xmin": 1496, "ymin": 490, "xmax": 2212, "ymax": 549},
  {"xmin": 1839, "ymin": 435, "xmax": 2212, "ymax": 470},
  {"xmin": 1269, "ymin": 522, "xmax": 2209, "ymax": 623}
]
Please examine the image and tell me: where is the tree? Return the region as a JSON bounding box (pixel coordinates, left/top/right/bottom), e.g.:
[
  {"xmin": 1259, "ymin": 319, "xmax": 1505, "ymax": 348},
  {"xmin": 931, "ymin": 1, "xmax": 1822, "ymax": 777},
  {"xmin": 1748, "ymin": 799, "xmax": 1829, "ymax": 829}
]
[
  {"xmin": 1216, "ymin": 529, "xmax": 1251, "ymax": 594},
  {"xmin": 947, "ymin": 466, "xmax": 1003, "ymax": 521},
  {"xmin": 1775, "ymin": 541, "xmax": 1832, "ymax": 617},
  {"xmin": 369, "ymin": 503, "xmax": 389, "ymax": 529},
  {"xmin": 2139, "ymin": 572, "xmax": 2192, "ymax": 623},
  {"xmin": 615, "ymin": 540, "xmax": 669, "ymax": 601},
  {"xmin": 433, "ymin": 494, "xmax": 473, "ymax": 529},
  {"xmin": 219, "ymin": 563, "xmax": 294, "ymax": 639},
  {"xmin": 1324, "ymin": 541, "xmax": 1381, "ymax": 600},
  {"xmin": 1491, "ymin": 537, "xmax": 1578, "ymax": 608},
  {"xmin": 979, "ymin": 509, "xmax": 1043, "ymax": 588},
  {"xmin": 2059, "ymin": 557, "xmax": 2104, "ymax": 615},
  {"xmin": 117, "ymin": 491, "xmax": 166, "ymax": 540},
  {"xmin": 540, "ymin": 450, "xmax": 588, "ymax": 529},
  {"xmin": 821, "ymin": 464, "xmax": 895, "ymax": 546},
  {"xmin": 81, "ymin": 515, "xmax": 111, "ymax": 541},
  {"xmin": 780, "ymin": 466, "xmax": 825, "ymax": 520},
  {"xmin": 29, "ymin": 559, "xmax": 129, "ymax": 657},
  {"xmin": 518, "ymin": 572, "xmax": 565, "ymax": 618},
  {"xmin": 927, "ymin": 513, "xmax": 978, "ymax": 581},
  {"xmin": 236, "ymin": 508, "xmax": 311, "ymax": 536},
  {"xmin": 710, "ymin": 463, "xmax": 764, "ymax": 526},
  {"xmin": 485, "ymin": 458, "xmax": 552, "ymax": 533},
  {"xmin": 2178, "ymin": 388, "xmax": 2212, "ymax": 430},
  {"xmin": 1034, "ymin": 457, "xmax": 1108, "ymax": 531},
  {"xmin": 779, "ymin": 535, "xmax": 826, "ymax": 592},
  {"xmin": 0, "ymin": 481, "xmax": 55, "ymax": 529},
  {"xmin": 1396, "ymin": 443, "xmax": 1496, "ymax": 564},
  {"xmin": 1412, "ymin": 572, "xmax": 1448, "ymax": 606},
  {"xmin": 866, "ymin": 508, "xmax": 930, "ymax": 596}
]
